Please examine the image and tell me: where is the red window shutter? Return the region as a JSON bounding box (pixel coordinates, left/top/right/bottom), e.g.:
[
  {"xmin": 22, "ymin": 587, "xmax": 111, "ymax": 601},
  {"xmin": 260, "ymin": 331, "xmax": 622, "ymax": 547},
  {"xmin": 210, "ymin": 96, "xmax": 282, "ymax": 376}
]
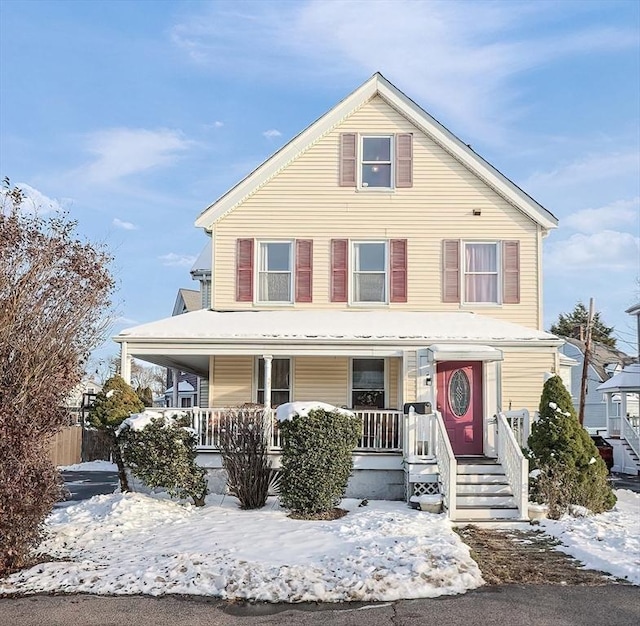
[
  {"xmin": 502, "ymin": 240, "xmax": 520, "ymax": 304},
  {"xmin": 442, "ymin": 240, "xmax": 460, "ymax": 303},
  {"xmin": 295, "ymin": 239, "xmax": 313, "ymax": 303},
  {"xmin": 395, "ymin": 134, "xmax": 413, "ymax": 188},
  {"xmin": 390, "ymin": 239, "xmax": 408, "ymax": 303},
  {"xmin": 236, "ymin": 238, "xmax": 254, "ymax": 302},
  {"xmin": 331, "ymin": 239, "xmax": 348, "ymax": 302},
  {"xmin": 339, "ymin": 133, "xmax": 357, "ymax": 187}
]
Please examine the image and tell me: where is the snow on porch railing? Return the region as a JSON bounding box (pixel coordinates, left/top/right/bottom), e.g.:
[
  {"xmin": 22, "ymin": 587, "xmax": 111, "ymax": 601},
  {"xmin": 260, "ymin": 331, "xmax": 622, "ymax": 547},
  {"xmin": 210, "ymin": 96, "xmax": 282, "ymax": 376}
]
[
  {"xmin": 497, "ymin": 412, "xmax": 528, "ymax": 520},
  {"xmin": 181, "ymin": 407, "xmax": 403, "ymax": 452}
]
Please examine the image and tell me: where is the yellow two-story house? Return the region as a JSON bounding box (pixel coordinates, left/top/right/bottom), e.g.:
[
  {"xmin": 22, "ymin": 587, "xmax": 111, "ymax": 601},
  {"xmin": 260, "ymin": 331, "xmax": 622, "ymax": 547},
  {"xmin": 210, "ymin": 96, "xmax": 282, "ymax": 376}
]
[{"xmin": 115, "ymin": 74, "xmax": 562, "ymax": 522}]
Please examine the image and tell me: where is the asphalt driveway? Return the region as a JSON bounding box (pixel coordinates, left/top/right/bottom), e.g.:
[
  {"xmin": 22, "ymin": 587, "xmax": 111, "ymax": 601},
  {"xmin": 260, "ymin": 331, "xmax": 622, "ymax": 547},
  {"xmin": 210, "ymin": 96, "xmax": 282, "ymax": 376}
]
[{"xmin": 56, "ymin": 470, "xmax": 119, "ymax": 506}]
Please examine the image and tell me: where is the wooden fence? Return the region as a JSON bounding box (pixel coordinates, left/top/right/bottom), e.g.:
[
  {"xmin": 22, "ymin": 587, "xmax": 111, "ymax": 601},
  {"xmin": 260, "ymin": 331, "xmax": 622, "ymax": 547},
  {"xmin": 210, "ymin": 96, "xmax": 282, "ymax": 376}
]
[{"xmin": 47, "ymin": 426, "xmax": 111, "ymax": 466}]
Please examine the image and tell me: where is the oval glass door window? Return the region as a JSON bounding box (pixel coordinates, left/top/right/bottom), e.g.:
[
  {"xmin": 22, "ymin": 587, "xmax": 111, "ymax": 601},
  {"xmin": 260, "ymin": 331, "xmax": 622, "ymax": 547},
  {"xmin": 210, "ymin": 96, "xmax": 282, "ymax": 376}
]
[{"xmin": 449, "ymin": 369, "xmax": 470, "ymax": 417}]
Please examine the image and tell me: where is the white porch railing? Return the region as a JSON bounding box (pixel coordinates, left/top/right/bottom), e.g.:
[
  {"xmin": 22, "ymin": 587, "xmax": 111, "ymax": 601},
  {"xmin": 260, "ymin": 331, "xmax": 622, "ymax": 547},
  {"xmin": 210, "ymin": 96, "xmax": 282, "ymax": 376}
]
[
  {"xmin": 497, "ymin": 412, "xmax": 528, "ymax": 519},
  {"xmin": 621, "ymin": 414, "xmax": 640, "ymax": 460},
  {"xmin": 433, "ymin": 411, "xmax": 456, "ymax": 519},
  {"xmin": 168, "ymin": 407, "xmax": 402, "ymax": 452},
  {"xmin": 502, "ymin": 409, "xmax": 530, "ymax": 448}
]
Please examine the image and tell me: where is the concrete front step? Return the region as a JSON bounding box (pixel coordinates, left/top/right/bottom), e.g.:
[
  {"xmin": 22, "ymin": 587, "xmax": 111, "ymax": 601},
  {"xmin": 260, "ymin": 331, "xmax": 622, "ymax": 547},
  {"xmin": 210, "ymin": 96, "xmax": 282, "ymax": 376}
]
[
  {"xmin": 454, "ymin": 505, "xmax": 521, "ymax": 520},
  {"xmin": 457, "ymin": 494, "xmax": 517, "ymax": 507},
  {"xmin": 457, "ymin": 463, "xmax": 505, "ymax": 475},
  {"xmin": 456, "ymin": 482, "xmax": 512, "ymax": 495}
]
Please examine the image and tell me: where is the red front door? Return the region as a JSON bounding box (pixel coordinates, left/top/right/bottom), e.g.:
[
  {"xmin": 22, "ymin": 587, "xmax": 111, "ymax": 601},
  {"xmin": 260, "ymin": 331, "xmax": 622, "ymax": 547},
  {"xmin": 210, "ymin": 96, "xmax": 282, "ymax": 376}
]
[{"xmin": 436, "ymin": 361, "xmax": 483, "ymax": 455}]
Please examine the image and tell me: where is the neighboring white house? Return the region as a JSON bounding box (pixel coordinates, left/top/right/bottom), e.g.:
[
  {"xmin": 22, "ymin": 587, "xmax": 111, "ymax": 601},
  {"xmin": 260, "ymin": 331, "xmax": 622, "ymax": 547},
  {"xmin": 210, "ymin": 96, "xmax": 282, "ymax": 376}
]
[
  {"xmin": 559, "ymin": 338, "xmax": 636, "ymax": 432},
  {"xmin": 114, "ymin": 73, "xmax": 564, "ymax": 522},
  {"xmin": 64, "ymin": 376, "xmax": 102, "ymax": 424}
]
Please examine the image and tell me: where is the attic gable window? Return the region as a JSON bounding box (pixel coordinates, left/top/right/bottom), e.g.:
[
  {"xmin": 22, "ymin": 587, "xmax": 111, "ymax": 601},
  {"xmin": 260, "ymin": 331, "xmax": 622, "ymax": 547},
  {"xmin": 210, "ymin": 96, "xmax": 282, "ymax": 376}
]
[{"xmin": 361, "ymin": 136, "xmax": 392, "ymax": 188}]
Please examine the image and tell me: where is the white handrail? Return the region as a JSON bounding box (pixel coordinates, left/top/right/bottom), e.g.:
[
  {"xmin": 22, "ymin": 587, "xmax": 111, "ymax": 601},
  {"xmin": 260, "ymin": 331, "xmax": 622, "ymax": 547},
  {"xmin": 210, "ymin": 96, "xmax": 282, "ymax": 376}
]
[
  {"xmin": 497, "ymin": 412, "xmax": 528, "ymax": 519},
  {"xmin": 621, "ymin": 414, "xmax": 640, "ymax": 460},
  {"xmin": 433, "ymin": 411, "xmax": 457, "ymax": 520}
]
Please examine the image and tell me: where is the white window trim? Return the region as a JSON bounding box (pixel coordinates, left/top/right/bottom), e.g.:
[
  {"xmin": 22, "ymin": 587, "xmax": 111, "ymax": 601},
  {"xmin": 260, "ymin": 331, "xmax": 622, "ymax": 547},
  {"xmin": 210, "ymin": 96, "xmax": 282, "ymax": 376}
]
[
  {"xmin": 358, "ymin": 134, "xmax": 394, "ymax": 191},
  {"xmin": 349, "ymin": 240, "xmax": 390, "ymax": 306},
  {"xmin": 255, "ymin": 240, "xmax": 294, "ymax": 305},
  {"xmin": 461, "ymin": 240, "xmax": 502, "ymax": 306},
  {"xmin": 254, "ymin": 357, "xmax": 293, "ymax": 406},
  {"xmin": 349, "ymin": 357, "xmax": 388, "ymax": 409}
]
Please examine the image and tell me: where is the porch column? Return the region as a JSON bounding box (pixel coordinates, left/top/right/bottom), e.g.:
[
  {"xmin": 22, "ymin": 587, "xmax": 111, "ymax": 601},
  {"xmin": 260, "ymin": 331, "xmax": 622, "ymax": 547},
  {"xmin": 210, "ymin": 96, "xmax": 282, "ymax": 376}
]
[
  {"xmin": 120, "ymin": 342, "xmax": 132, "ymax": 385},
  {"xmin": 263, "ymin": 355, "xmax": 273, "ymax": 411},
  {"xmin": 172, "ymin": 368, "xmax": 179, "ymax": 408}
]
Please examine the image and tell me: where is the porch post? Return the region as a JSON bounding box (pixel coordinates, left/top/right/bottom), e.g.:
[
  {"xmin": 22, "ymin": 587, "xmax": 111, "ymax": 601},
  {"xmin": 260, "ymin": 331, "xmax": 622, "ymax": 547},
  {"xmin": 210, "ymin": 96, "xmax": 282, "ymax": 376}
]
[
  {"xmin": 263, "ymin": 355, "xmax": 273, "ymax": 411},
  {"xmin": 120, "ymin": 342, "xmax": 132, "ymax": 385},
  {"xmin": 172, "ymin": 368, "xmax": 179, "ymax": 408}
]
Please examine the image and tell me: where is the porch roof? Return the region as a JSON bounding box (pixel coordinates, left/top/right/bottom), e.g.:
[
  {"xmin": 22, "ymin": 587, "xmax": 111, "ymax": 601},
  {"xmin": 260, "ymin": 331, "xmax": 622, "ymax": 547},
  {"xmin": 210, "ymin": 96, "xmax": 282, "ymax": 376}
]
[
  {"xmin": 115, "ymin": 309, "xmax": 558, "ymax": 345},
  {"xmin": 597, "ymin": 363, "xmax": 640, "ymax": 393}
]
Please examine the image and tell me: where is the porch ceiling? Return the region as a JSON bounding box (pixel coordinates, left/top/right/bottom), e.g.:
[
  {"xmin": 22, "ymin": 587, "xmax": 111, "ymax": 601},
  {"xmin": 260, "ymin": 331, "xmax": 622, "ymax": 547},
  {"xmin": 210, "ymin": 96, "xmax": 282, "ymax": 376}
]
[{"xmin": 132, "ymin": 353, "xmax": 210, "ymax": 378}]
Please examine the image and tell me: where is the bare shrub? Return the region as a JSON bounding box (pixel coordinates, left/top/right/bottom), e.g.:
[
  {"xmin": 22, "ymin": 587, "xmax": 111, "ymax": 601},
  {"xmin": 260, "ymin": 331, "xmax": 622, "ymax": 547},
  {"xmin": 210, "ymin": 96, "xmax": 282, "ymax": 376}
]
[
  {"xmin": 219, "ymin": 408, "xmax": 273, "ymax": 509},
  {"xmin": 0, "ymin": 179, "xmax": 114, "ymax": 576}
]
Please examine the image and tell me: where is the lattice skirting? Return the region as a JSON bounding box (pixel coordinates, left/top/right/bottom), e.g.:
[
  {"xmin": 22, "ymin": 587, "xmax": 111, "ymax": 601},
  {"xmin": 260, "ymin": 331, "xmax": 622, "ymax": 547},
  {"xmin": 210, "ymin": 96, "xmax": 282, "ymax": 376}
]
[{"xmin": 405, "ymin": 475, "xmax": 440, "ymax": 500}]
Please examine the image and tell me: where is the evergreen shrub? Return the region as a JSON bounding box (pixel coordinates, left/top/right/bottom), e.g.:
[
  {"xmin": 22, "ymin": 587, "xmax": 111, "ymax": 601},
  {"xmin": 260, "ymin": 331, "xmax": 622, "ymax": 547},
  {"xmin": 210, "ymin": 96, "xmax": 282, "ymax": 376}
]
[
  {"xmin": 527, "ymin": 375, "xmax": 616, "ymax": 518},
  {"xmin": 119, "ymin": 412, "xmax": 208, "ymax": 506},
  {"xmin": 278, "ymin": 408, "xmax": 360, "ymax": 515},
  {"xmin": 88, "ymin": 375, "xmax": 145, "ymax": 491}
]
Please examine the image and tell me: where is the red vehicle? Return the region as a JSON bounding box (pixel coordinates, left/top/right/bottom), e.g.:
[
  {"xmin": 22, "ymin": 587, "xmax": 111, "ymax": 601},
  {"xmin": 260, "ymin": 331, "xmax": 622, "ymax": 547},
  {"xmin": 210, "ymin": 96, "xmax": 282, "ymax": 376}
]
[{"xmin": 591, "ymin": 435, "xmax": 614, "ymax": 472}]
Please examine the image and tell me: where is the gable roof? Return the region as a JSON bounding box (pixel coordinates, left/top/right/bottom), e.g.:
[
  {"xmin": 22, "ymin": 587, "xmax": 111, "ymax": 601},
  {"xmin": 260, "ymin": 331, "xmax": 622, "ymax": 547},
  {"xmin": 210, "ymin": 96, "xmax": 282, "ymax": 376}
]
[
  {"xmin": 195, "ymin": 72, "xmax": 558, "ymax": 231},
  {"xmin": 172, "ymin": 288, "xmax": 201, "ymax": 316},
  {"xmin": 190, "ymin": 239, "xmax": 212, "ymax": 276},
  {"xmin": 563, "ymin": 337, "xmax": 635, "ymax": 382}
]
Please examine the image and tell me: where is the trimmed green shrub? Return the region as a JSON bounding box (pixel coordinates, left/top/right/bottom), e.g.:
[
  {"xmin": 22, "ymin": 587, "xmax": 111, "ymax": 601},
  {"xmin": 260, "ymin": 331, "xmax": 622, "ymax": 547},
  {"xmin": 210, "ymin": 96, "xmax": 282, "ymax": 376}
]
[
  {"xmin": 278, "ymin": 408, "xmax": 360, "ymax": 515},
  {"xmin": 527, "ymin": 375, "xmax": 616, "ymax": 518},
  {"xmin": 89, "ymin": 375, "xmax": 144, "ymax": 492},
  {"xmin": 219, "ymin": 408, "xmax": 273, "ymax": 509},
  {"xmin": 119, "ymin": 412, "xmax": 208, "ymax": 506}
]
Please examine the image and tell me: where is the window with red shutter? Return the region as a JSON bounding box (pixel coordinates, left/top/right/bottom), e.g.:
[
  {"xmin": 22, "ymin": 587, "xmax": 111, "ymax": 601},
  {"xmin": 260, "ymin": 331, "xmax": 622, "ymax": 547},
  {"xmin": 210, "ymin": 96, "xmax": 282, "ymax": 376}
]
[
  {"xmin": 339, "ymin": 134, "xmax": 357, "ymax": 187},
  {"xmin": 295, "ymin": 239, "xmax": 313, "ymax": 303},
  {"xmin": 442, "ymin": 240, "xmax": 460, "ymax": 303},
  {"xmin": 502, "ymin": 241, "xmax": 520, "ymax": 304},
  {"xmin": 395, "ymin": 134, "xmax": 413, "ymax": 188},
  {"xmin": 236, "ymin": 238, "xmax": 254, "ymax": 302},
  {"xmin": 390, "ymin": 239, "xmax": 407, "ymax": 302},
  {"xmin": 331, "ymin": 239, "xmax": 348, "ymax": 302}
]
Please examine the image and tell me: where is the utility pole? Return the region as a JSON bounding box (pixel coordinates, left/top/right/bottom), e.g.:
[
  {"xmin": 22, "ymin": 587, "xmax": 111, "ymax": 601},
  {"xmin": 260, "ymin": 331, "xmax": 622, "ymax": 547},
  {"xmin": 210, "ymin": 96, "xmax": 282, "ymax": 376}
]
[{"xmin": 578, "ymin": 297, "xmax": 595, "ymax": 426}]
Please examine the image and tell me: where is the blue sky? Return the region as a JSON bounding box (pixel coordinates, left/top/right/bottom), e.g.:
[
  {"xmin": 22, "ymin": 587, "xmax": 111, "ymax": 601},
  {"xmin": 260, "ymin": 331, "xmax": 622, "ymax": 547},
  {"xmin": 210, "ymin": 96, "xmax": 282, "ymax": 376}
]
[{"xmin": 1, "ymin": 0, "xmax": 639, "ymax": 367}]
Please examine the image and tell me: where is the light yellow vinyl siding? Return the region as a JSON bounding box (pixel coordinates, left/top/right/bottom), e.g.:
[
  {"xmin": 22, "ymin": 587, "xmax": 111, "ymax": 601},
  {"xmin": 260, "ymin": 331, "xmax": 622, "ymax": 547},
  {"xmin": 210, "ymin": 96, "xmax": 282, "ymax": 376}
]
[
  {"xmin": 214, "ymin": 95, "xmax": 541, "ymax": 329},
  {"xmin": 501, "ymin": 348, "xmax": 557, "ymax": 415},
  {"xmin": 388, "ymin": 357, "xmax": 399, "ymax": 409},
  {"xmin": 210, "ymin": 356, "xmax": 254, "ymax": 406},
  {"xmin": 294, "ymin": 357, "xmax": 349, "ymax": 406}
]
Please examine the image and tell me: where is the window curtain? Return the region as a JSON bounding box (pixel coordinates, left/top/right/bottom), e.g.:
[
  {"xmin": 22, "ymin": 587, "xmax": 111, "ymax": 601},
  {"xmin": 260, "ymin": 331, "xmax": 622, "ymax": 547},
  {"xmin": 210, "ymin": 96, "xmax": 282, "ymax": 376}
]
[{"xmin": 465, "ymin": 244, "xmax": 498, "ymax": 302}]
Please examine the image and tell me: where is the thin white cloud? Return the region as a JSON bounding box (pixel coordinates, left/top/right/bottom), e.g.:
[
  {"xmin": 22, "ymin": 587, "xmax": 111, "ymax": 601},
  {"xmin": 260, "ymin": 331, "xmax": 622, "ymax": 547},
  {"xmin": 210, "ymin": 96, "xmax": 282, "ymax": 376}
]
[
  {"xmin": 112, "ymin": 218, "xmax": 137, "ymax": 231},
  {"xmin": 213, "ymin": 121, "xmax": 224, "ymax": 128},
  {"xmin": 1, "ymin": 182, "xmax": 65, "ymax": 214},
  {"xmin": 545, "ymin": 230, "xmax": 639, "ymax": 272},
  {"xmin": 564, "ymin": 198, "xmax": 639, "ymax": 234},
  {"xmin": 170, "ymin": 1, "xmax": 639, "ymax": 141},
  {"xmin": 158, "ymin": 253, "xmax": 197, "ymax": 267},
  {"xmin": 262, "ymin": 129, "xmax": 282, "ymax": 139},
  {"xmin": 78, "ymin": 128, "xmax": 193, "ymax": 184},
  {"xmin": 114, "ymin": 316, "xmax": 140, "ymax": 326}
]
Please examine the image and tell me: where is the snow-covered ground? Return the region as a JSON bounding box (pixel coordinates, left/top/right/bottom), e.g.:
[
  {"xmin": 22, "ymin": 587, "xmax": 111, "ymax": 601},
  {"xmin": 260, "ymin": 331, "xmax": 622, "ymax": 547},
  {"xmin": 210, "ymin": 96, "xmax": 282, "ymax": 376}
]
[
  {"xmin": 541, "ymin": 489, "xmax": 640, "ymax": 584},
  {"xmin": 2, "ymin": 466, "xmax": 637, "ymax": 600},
  {"xmin": 58, "ymin": 460, "xmax": 117, "ymax": 472},
  {"xmin": 0, "ymin": 494, "xmax": 483, "ymax": 602}
]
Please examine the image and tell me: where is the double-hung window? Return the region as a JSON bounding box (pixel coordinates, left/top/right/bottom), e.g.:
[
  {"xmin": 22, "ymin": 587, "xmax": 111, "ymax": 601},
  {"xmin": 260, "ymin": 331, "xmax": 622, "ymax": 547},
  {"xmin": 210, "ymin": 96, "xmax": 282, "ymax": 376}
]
[
  {"xmin": 352, "ymin": 241, "xmax": 387, "ymax": 303},
  {"xmin": 361, "ymin": 136, "xmax": 392, "ymax": 188},
  {"xmin": 258, "ymin": 241, "xmax": 292, "ymax": 303},
  {"xmin": 257, "ymin": 358, "xmax": 290, "ymax": 407},
  {"xmin": 464, "ymin": 242, "xmax": 499, "ymax": 303},
  {"xmin": 352, "ymin": 358, "xmax": 385, "ymax": 409}
]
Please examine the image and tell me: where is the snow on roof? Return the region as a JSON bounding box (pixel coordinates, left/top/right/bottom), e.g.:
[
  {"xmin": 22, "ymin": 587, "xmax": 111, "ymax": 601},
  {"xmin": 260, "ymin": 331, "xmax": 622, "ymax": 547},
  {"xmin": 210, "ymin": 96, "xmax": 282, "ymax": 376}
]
[
  {"xmin": 115, "ymin": 309, "xmax": 558, "ymax": 344},
  {"xmin": 597, "ymin": 363, "xmax": 640, "ymax": 393},
  {"xmin": 276, "ymin": 401, "xmax": 355, "ymax": 422},
  {"xmin": 164, "ymin": 381, "xmax": 195, "ymax": 394}
]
